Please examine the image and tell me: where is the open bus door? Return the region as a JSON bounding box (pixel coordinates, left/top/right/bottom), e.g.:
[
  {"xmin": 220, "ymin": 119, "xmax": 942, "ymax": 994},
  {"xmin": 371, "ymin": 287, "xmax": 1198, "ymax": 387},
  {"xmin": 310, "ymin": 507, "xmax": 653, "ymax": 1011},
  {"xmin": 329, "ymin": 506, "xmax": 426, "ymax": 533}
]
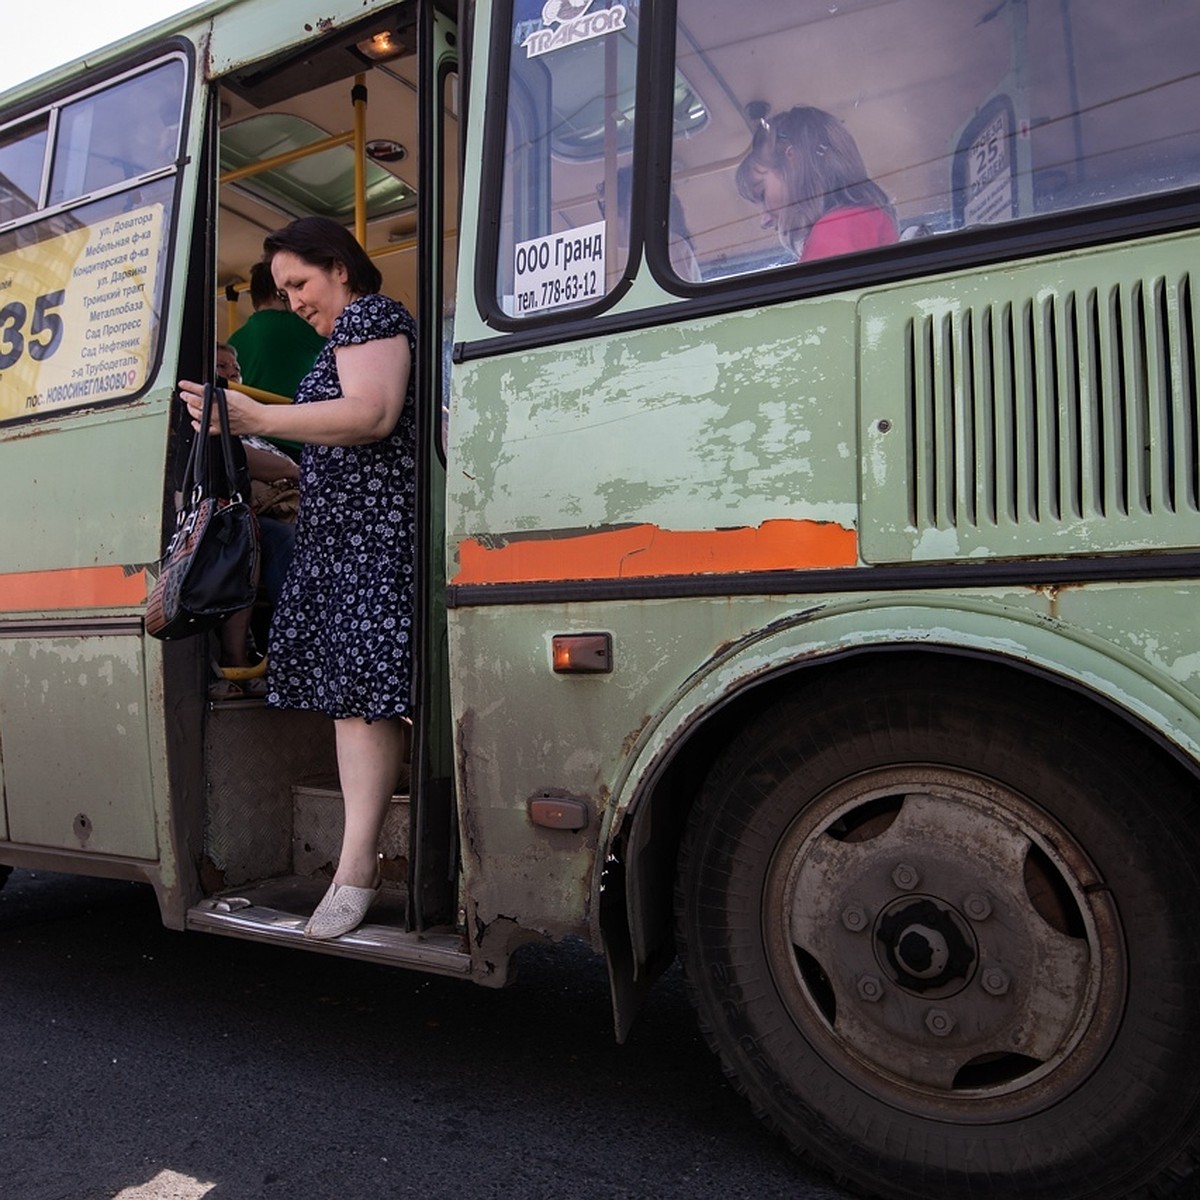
[{"xmin": 0, "ymin": 53, "xmax": 194, "ymax": 890}]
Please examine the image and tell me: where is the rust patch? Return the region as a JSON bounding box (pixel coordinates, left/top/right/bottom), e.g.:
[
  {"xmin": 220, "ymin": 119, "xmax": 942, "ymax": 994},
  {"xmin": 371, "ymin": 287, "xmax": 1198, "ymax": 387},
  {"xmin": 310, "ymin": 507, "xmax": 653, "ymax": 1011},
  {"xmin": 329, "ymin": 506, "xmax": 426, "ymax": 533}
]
[
  {"xmin": 201, "ymin": 29, "xmax": 215, "ymax": 81},
  {"xmin": 622, "ymin": 715, "xmax": 652, "ymax": 758},
  {"xmin": 455, "ymin": 709, "xmax": 484, "ymax": 870},
  {"xmin": 1032, "ymin": 580, "xmax": 1079, "ymax": 621}
]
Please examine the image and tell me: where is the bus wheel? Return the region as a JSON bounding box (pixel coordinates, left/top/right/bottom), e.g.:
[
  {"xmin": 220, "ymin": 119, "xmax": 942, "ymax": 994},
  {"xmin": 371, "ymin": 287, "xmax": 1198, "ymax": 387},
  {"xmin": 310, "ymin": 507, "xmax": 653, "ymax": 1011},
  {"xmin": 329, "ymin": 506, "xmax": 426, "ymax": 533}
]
[
  {"xmin": 675, "ymin": 660, "xmax": 1200, "ymax": 1200},
  {"xmin": 0, "ymin": 865, "xmax": 10, "ymax": 890}
]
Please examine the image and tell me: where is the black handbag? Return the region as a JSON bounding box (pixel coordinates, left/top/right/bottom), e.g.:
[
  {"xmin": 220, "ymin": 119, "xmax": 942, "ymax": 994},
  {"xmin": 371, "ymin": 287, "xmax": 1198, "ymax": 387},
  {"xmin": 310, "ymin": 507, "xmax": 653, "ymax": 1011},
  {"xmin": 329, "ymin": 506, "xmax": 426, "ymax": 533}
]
[{"xmin": 145, "ymin": 385, "xmax": 261, "ymax": 640}]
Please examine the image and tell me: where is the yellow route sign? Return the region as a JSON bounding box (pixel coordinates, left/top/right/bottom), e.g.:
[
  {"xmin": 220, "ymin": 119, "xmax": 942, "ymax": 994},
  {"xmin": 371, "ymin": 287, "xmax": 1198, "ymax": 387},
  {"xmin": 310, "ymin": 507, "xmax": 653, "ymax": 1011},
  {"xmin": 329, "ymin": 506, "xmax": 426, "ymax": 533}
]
[{"xmin": 0, "ymin": 202, "xmax": 163, "ymax": 422}]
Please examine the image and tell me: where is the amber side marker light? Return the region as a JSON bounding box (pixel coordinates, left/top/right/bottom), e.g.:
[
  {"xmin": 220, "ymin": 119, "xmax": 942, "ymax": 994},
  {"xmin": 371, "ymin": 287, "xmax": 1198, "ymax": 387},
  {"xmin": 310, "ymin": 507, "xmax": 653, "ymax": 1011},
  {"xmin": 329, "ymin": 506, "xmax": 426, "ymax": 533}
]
[
  {"xmin": 528, "ymin": 794, "xmax": 589, "ymax": 831},
  {"xmin": 552, "ymin": 632, "xmax": 613, "ymax": 674}
]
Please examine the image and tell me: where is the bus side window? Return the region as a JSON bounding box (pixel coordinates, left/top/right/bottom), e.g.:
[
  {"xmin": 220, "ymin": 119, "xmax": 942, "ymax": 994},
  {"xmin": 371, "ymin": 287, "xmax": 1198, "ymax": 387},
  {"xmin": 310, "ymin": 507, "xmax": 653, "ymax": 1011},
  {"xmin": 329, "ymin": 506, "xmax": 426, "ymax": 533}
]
[
  {"xmin": 667, "ymin": 0, "xmax": 1200, "ymax": 281},
  {"xmin": 669, "ymin": 1, "xmax": 990, "ymax": 281},
  {"xmin": 492, "ymin": 0, "xmax": 641, "ymax": 319},
  {"xmin": 48, "ymin": 61, "xmax": 184, "ymax": 206},
  {"xmin": 0, "ymin": 55, "xmax": 187, "ymax": 425},
  {"xmin": 0, "ymin": 120, "xmax": 49, "ymax": 219}
]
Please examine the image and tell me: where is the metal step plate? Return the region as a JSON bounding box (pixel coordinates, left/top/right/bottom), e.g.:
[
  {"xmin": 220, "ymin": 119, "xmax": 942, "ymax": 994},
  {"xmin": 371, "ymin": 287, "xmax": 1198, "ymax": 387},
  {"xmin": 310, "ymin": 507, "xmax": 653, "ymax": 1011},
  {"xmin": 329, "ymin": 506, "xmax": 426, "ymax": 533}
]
[{"xmin": 187, "ymin": 875, "xmax": 470, "ymax": 974}]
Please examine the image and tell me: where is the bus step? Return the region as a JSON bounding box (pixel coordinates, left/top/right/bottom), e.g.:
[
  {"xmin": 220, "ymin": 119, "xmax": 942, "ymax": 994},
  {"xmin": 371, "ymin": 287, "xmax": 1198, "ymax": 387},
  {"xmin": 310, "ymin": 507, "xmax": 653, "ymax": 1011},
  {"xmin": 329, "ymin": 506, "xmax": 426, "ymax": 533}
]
[
  {"xmin": 186, "ymin": 874, "xmax": 470, "ymax": 975},
  {"xmin": 292, "ymin": 782, "xmax": 410, "ymax": 880}
]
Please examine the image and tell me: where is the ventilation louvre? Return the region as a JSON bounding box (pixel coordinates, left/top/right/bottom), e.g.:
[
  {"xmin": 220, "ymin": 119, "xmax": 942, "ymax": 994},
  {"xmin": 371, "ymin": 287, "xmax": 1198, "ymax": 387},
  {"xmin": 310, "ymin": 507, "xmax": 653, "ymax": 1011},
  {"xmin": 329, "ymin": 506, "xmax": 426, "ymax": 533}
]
[{"xmin": 860, "ymin": 251, "xmax": 1200, "ymax": 563}]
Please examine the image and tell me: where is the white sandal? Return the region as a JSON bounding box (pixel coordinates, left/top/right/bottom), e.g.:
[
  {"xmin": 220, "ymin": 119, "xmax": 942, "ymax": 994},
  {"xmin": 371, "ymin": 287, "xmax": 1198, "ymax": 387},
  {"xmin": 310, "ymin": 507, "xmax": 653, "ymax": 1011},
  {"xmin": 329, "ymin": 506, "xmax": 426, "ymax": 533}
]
[{"xmin": 303, "ymin": 872, "xmax": 382, "ymax": 939}]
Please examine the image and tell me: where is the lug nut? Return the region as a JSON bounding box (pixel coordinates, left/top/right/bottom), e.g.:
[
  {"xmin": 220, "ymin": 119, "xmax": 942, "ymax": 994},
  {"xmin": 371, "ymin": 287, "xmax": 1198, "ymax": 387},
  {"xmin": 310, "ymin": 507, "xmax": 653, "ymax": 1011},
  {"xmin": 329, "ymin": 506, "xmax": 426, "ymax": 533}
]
[
  {"xmin": 925, "ymin": 1007, "xmax": 955, "ymax": 1037},
  {"xmin": 963, "ymin": 893, "xmax": 992, "ymax": 921},
  {"xmin": 857, "ymin": 975, "xmax": 884, "ymax": 1002},
  {"xmin": 981, "ymin": 968, "xmax": 1010, "ymax": 996},
  {"xmin": 841, "ymin": 904, "xmax": 868, "ymax": 932},
  {"xmin": 892, "ymin": 863, "xmax": 920, "ymax": 891}
]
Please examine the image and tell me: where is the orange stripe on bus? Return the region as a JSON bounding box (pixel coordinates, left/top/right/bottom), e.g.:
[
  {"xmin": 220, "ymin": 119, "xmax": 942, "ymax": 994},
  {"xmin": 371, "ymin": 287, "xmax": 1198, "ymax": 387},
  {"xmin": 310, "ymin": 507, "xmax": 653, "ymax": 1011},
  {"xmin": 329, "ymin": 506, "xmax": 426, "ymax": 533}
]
[
  {"xmin": 453, "ymin": 520, "xmax": 857, "ymax": 585},
  {"xmin": 0, "ymin": 565, "xmax": 149, "ymax": 612}
]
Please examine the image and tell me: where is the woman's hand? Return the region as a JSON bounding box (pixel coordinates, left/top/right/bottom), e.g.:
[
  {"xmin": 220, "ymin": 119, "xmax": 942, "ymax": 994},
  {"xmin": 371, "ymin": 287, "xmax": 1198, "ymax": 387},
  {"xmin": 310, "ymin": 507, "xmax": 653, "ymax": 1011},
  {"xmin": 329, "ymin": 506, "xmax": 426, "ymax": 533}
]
[{"xmin": 178, "ymin": 379, "xmax": 264, "ymax": 437}]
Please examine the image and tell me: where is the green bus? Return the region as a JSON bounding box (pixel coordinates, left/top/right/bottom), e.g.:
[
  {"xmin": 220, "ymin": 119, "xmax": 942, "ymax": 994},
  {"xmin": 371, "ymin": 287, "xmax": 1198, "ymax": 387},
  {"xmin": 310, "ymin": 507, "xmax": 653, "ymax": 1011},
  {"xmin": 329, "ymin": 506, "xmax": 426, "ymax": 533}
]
[{"xmin": 3, "ymin": 0, "xmax": 1200, "ymax": 1195}]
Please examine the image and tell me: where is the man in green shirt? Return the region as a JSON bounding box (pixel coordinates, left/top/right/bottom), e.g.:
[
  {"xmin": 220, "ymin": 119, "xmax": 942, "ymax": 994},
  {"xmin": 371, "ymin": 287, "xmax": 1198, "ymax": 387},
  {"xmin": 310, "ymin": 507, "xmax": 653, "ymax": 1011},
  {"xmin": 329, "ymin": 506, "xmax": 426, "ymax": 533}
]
[{"xmin": 228, "ymin": 260, "xmax": 326, "ymax": 457}]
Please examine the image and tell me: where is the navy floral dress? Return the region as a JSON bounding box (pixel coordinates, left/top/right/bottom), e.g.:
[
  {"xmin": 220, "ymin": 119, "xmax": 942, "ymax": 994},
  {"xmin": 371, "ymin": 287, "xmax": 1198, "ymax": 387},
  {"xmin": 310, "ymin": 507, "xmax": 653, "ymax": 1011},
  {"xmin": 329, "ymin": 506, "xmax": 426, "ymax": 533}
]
[{"xmin": 266, "ymin": 294, "xmax": 416, "ymax": 722}]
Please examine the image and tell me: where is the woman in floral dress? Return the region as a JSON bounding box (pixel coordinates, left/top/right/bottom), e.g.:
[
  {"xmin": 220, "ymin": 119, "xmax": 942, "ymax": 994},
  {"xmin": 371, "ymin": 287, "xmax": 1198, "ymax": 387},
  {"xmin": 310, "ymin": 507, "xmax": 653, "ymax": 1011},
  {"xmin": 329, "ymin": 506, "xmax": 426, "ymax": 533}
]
[{"xmin": 180, "ymin": 216, "xmax": 416, "ymax": 939}]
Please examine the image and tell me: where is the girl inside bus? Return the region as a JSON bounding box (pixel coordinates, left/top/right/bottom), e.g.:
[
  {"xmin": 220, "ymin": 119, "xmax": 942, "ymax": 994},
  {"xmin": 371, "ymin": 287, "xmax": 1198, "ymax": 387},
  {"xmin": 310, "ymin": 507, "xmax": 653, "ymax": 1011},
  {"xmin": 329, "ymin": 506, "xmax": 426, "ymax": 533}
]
[
  {"xmin": 180, "ymin": 216, "xmax": 417, "ymax": 940},
  {"xmin": 735, "ymin": 104, "xmax": 897, "ymax": 262}
]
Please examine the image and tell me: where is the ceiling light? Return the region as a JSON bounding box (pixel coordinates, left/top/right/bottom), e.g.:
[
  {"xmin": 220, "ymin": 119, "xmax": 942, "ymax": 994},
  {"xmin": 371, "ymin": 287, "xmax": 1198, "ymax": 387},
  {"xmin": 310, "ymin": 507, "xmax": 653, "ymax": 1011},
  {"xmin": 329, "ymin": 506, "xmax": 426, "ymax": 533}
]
[
  {"xmin": 366, "ymin": 139, "xmax": 407, "ymax": 163},
  {"xmin": 356, "ymin": 31, "xmax": 407, "ymax": 62}
]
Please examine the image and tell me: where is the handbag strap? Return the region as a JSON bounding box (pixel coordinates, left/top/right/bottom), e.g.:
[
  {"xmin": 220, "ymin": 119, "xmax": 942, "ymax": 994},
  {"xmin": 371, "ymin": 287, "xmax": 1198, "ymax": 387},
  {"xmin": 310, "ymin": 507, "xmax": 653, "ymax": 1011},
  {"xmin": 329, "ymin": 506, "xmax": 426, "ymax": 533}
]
[
  {"xmin": 178, "ymin": 383, "xmax": 216, "ymax": 508},
  {"xmin": 211, "ymin": 387, "xmax": 246, "ymax": 504},
  {"xmin": 180, "ymin": 384, "xmax": 246, "ymax": 505},
  {"xmin": 162, "ymin": 384, "xmax": 216, "ymax": 558}
]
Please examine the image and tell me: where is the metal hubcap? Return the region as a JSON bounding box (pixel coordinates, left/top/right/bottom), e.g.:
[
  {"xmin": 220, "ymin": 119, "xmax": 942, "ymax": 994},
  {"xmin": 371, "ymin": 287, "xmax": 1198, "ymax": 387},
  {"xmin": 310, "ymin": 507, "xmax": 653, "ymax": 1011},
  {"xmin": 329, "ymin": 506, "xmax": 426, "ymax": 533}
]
[{"xmin": 765, "ymin": 766, "xmax": 1124, "ymax": 1120}]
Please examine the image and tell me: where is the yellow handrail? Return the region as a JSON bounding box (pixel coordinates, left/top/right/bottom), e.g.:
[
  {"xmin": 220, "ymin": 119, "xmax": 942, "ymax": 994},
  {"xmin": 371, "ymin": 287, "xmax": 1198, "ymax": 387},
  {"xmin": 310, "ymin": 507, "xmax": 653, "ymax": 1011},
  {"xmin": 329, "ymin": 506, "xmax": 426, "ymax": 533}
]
[
  {"xmin": 353, "ymin": 73, "xmax": 368, "ymax": 247},
  {"xmin": 236, "ymin": 382, "xmax": 293, "ymax": 405},
  {"xmin": 219, "ymin": 129, "xmax": 356, "ymax": 186},
  {"xmin": 219, "ymin": 77, "xmax": 374, "ymax": 326}
]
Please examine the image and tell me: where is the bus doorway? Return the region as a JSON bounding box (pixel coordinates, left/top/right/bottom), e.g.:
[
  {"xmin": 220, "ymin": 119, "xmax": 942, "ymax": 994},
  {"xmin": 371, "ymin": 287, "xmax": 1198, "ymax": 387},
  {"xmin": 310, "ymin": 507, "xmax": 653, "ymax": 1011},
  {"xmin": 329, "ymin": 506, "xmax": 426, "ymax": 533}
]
[{"xmin": 175, "ymin": 3, "xmax": 462, "ymax": 968}]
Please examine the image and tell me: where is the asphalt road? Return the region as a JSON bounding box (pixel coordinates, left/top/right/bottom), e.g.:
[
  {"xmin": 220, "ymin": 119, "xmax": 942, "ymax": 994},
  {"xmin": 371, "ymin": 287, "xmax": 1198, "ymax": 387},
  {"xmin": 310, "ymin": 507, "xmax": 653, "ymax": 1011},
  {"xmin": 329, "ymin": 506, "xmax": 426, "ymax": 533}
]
[{"xmin": 0, "ymin": 869, "xmax": 853, "ymax": 1200}]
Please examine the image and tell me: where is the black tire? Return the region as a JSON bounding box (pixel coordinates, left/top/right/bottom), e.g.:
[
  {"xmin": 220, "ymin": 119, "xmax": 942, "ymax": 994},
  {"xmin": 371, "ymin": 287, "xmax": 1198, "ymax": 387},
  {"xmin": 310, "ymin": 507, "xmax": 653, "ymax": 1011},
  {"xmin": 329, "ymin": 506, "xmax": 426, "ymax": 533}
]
[{"xmin": 675, "ymin": 657, "xmax": 1200, "ymax": 1200}]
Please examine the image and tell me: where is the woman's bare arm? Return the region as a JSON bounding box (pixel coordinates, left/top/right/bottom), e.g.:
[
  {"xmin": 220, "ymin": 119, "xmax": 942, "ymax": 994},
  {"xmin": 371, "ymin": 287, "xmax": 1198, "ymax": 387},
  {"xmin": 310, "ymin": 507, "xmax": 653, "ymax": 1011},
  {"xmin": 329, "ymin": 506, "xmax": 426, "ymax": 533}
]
[{"xmin": 181, "ymin": 335, "xmax": 410, "ymax": 447}]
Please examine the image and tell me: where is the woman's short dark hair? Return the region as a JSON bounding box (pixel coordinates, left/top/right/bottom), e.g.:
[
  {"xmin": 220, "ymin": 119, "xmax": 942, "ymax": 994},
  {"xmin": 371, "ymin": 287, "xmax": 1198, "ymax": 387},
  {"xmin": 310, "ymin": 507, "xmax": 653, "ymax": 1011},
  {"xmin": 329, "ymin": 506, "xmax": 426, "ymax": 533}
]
[{"xmin": 262, "ymin": 216, "xmax": 382, "ymax": 296}]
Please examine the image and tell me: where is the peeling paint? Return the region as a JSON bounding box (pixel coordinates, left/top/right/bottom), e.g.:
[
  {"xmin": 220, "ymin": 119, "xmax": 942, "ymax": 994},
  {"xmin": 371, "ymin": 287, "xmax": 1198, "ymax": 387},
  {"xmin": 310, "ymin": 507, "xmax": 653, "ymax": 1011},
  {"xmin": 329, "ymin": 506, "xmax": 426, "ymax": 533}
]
[
  {"xmin": 622, "ymin": 715, "xmax": 652, "ymax": 758},
  {"xmin": 862, "ymin": 313, "xmax": 889, "ymax": 351},
  {"xmin": 454, "ymin": 520, "xmax": 857, "ymax": 585},
  {"xmin": 913, "ymin": 526, "xmax": 961, "ymax": 559},
  {"xmin": 0, "ymin": 565, "xmax": 149, "ymax": 613},
  {"xmin": 448, "ymin": 298, "xmax": 858, "ymax": 541},
  {"xmin": 1123, "ymin": 634, "xmax": 1200, "ymax": 685}
]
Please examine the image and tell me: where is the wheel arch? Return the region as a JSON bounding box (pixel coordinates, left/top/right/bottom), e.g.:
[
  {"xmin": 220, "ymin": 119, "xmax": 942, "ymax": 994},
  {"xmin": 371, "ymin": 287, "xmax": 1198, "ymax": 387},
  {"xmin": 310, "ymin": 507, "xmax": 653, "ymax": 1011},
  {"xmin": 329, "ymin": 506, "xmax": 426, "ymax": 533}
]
[{"xmin": 599, "ymin": 598, "xmax": 1200, "ymax": 1041}]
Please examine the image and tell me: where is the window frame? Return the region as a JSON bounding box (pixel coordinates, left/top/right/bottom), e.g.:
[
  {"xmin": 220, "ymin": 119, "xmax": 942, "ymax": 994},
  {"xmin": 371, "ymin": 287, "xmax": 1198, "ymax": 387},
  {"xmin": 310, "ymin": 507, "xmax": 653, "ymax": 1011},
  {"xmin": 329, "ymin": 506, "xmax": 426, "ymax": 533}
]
[
  {"xmin": 474, "ymin": 0, "xmax": 651, "ymax": 332},
  {"xmin": 0, "ymin": 53, "xmax": 189, "ymax": 238},
  {"xmin": 466, "ymin": 0, "xmax": 1200, "ymax": 355}
]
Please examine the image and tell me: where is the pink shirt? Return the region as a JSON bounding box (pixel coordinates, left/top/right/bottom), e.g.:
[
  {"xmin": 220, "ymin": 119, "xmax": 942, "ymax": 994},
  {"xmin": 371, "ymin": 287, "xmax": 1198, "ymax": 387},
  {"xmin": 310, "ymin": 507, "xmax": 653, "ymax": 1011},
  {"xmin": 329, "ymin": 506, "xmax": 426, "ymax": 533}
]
[{"xmin": 800, "ymin": 206, "xmax": 898, "ymax": 262}]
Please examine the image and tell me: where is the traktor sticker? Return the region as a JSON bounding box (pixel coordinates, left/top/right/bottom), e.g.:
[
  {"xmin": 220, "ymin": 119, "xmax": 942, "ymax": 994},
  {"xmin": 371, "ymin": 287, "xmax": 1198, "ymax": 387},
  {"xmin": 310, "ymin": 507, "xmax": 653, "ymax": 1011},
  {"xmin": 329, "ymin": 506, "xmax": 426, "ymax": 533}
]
[{"xmin": 522, "ymin": 0, "xmax": 627, "ymax": 58}]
